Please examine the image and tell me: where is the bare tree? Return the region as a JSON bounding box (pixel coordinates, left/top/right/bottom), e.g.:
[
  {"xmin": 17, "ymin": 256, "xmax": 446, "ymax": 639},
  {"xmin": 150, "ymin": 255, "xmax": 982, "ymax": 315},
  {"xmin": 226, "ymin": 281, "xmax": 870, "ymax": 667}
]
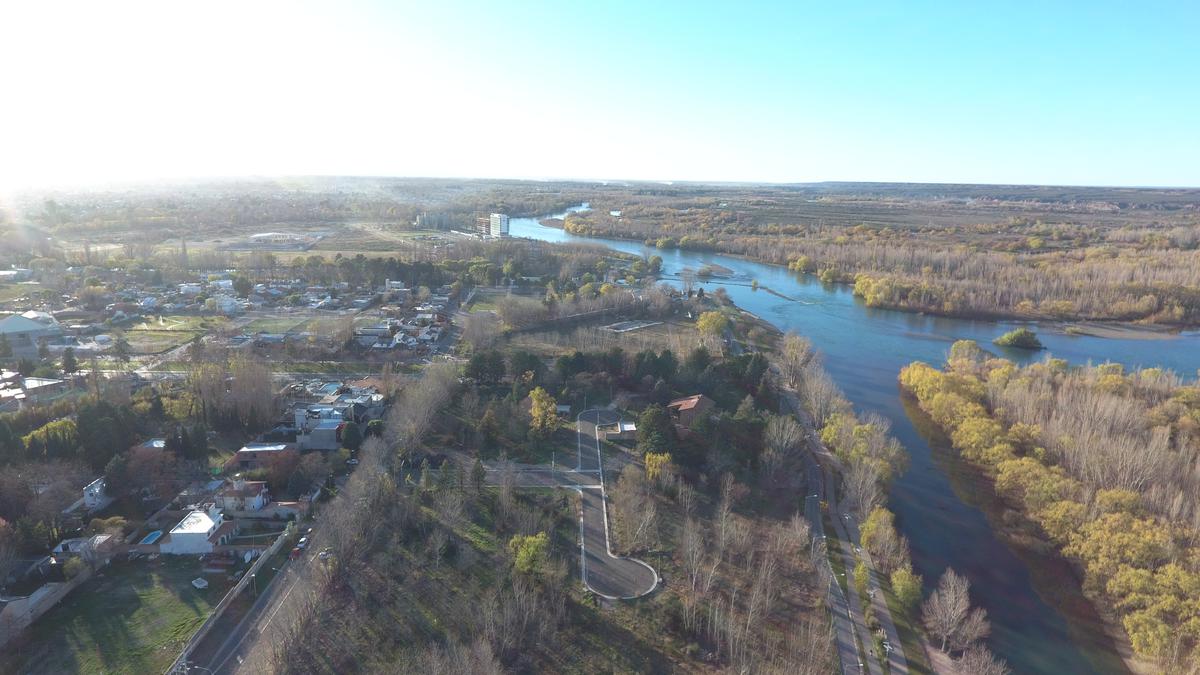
[
  {"xmin": 845, "ymin": 458, "xmax": 882, "ymax": 517},
  {"xmin": 801, "ymin": 363, "xmax": 847, "ymax": 427},
  {"xmin": 611, "ymin": 465, "xmax": 658, "ymax": 552},
  {"xmin": 955, "ymin": 644, "xmax": 1010, "ymax": 675},
  {"xmin": 780, "ymin": 333, "xmax": 816, "ymax": 388},
  {"xmin": 923, "ymin": 567, "xmax": 990, "ymax": 653},
  {"xmin": 763, "ymin": 414, "xmax": 804, "ymax": 481}
]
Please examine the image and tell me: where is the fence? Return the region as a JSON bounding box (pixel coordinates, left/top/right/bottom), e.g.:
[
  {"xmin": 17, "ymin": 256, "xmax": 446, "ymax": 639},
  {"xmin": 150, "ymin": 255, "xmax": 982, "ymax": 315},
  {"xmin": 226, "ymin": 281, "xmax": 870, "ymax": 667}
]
[
  {"xmin": 0, "ymin": 558, "xmax": 102, "ymax": 649},
  {"xmin": 163, "ymin": 523, "xmax": 293, "ymax": 674}
]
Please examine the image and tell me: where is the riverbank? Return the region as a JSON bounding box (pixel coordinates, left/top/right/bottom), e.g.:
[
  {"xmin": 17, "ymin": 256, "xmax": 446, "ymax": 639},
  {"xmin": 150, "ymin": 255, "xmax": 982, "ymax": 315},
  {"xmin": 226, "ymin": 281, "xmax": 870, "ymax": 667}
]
[
  {"xmin": 551, "ymin": 222, "xmax": 1200, "ymax": 332},
  {"xmin": 904, "ymin": 395, "xmax": 1144, "ymax": 675},
  {"xmin": 512, "ymin": 206, "xmax": 1200, "ymax": 674}
]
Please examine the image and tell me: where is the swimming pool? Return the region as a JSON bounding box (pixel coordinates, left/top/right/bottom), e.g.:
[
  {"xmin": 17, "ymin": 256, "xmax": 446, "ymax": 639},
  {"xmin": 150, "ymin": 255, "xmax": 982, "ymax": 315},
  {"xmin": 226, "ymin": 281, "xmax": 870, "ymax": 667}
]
[{"xmin": 139, "ymin": 530, "xmax": 163, "ymax": 545}]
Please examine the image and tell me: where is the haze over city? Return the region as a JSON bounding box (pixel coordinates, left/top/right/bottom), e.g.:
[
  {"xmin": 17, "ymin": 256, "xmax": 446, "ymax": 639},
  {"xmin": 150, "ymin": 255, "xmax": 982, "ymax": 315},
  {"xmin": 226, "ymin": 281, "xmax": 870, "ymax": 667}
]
[{"xmin": 2, "ymin": 0, "xmax": 1198, "ymax": 188}]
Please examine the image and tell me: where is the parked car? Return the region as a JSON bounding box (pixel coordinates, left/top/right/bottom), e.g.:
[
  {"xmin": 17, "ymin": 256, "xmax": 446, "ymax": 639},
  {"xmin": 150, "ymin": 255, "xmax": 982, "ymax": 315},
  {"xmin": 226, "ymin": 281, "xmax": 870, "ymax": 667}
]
[
  {"xmin": 346, "ymin": 458, "xmax": 359, "ymax": 466},
  {"xmin": 297, "ymin": 536, "xmax": 309, "ymax": 550}
]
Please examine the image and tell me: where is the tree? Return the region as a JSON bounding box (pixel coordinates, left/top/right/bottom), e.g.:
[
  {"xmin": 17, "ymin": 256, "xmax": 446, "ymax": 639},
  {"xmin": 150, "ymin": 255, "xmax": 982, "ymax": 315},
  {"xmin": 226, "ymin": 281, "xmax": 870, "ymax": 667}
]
[
  {"xmin": 956, "ymin": 645, "xmax": 1010, "ymax": 675},
  {"xmin": 479, "ymin": 407, "xmax": 501, "ymax": 446},
  {"xmin": 366, "ymin": 419, "xmax": 384, "ymax": 437},
  {"xmin": 466, "ymin": 349, "xmax": 506, "ymax": 385},
  {"xmin": 993, "ymin": 328, "xmax": 1043, "ymax": 350},
  {"xmin": 854, "ymin": 560, "xmax": 870, "ymax": 598},
  {"xmin": 527, "ymin": 387, "xmax": 558, "ymax": 441},
  {"xmin": 922, "ymin": 567, "xmax": 990, "ymax": 652},
  {"xmin": 696, "ymin": 311, "xmax": 730, "ymax": 337},
  {"xmin": 341, "ymin": 421, "xmax": 363, "ymax": 451},
  {"xmin": 644, "ymin": 452, "xmax": 671, "ymax": 482},
  {"xmin": 112, "ymin": 334, "xmax": 132, "ymax": 363},
  {"xmin": 0, "ymin": 519, "xmax": 17, "ymax": 590},
  {"xmin": 471, "ymin": 458, "xmax": 486, "ymax": 493},
  {"xmin": 61, "ymin": 347, "xmax": 77, "ymax": 375},
  {"xmin": 891, "ymin": 565, "xmax": 922, "ymax": 612},
  {"xmin": 762, "ymin": 414, "xmax": 803, "ymax": 479},
  {"xmin": 508, "ymin": 532, "xmax": 549, "ymax": 576},
  {"xmin": 232, "ymin": 275, "xmax": 253, "ymax": 298},
  {"xmin": 0, "ymin": 420, "xmax": 22, "ymax": 465},
  {"xmin": 780, "ymin": 333, "xmax": 815, "ymax": 387},
  {"xmin": 636, "ymin": 404, "xmax": 674, "ymax": 454}
]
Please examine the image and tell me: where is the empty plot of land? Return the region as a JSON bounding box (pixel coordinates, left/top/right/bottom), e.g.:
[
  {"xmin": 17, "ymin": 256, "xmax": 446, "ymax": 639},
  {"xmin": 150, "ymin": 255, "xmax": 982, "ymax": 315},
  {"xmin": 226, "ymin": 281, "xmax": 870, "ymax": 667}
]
[
  {"xmin": 0, "ymin": 559, "xmax": 225, "ymax": 675},
  {"xmin": 125, "ymin": 329, "xmax": 201, "ymax": 354},
  {"xmin": 602, "ymin": 320, "xmax": 661, "ymax": 333}
]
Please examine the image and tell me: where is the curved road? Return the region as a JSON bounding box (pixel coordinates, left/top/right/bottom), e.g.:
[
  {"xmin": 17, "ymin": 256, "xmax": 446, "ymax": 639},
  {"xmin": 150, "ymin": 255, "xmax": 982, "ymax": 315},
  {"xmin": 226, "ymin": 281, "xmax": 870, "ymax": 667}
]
[{"xmin": 574, "ymin": 410, "xmax": 658, "ymax": 600}]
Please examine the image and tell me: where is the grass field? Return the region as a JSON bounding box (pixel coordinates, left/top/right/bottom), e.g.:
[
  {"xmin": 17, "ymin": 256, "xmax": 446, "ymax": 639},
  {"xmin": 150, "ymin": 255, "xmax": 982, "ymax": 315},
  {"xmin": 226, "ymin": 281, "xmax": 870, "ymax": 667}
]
[
  {"xmin": 0, "ymin": 282, "xmax": 42, "ymax": 303},
  {"xmin": 124, "ymin": 329, "xmax": 200, "ymax": 355},
  {"xmin": 243, "ymin": 317, "xmax": 304, "ymax": 333},
  {"xmin": 130, "ymin": 315, "xmax": 231, "ymax": 332},
  {"xmin": 1, "ymin": 558, "xmax": 227, "ymax": 675}
]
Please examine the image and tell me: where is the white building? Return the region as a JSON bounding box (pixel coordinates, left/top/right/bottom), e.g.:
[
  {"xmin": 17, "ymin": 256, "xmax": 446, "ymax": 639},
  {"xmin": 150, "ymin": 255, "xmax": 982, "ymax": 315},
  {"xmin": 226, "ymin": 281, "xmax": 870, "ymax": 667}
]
[
  {"xmin": 83, "ymin": 477, "xmax": 109, "ymax": 511},
  {"xmin": 213, "ymin": 479, "xmax": 270, "ymax": 512},
  {"xmin": 0, "ymin": 313, "xmax": 63, "ymax": 359},
  {"xmin": 158, "ymin": 504, "xmax": 236, "ymax": 554},
  {"xmin": 488, "ymin": 213, "xmax": 510, "ymax": 238}
]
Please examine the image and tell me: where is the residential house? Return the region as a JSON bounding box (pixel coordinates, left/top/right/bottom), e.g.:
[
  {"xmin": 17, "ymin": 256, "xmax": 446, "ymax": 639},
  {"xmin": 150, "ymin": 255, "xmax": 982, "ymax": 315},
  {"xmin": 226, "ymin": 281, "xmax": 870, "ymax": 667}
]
[
  {"xmin": 228, "ymin": 442, "xmax": 297, "ymax": 470},
  {"xmin": 82, "ymin": 477, "xmax": 110, "ymax": 511},
  {"xmin": 158, "ymin": 504, "xmax": 237, "ymax": 555},
  {"xmin": 0, "ymin": 312, "xmax": 63, "ymax": 359},
  {"xmin": 667, "ymin": 394, "xmax": 716, "ymax": 429},
  {"xmin": 213, "ymin": 479, "xmax": 270, "ymax": 512}
]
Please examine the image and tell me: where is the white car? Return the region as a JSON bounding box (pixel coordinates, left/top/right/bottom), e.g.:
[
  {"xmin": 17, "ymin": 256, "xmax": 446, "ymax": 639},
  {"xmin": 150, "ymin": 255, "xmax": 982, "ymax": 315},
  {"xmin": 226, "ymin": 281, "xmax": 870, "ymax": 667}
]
[{"xmin": 297, "ymin": 536, "xmax": 309, "ymax": 550}]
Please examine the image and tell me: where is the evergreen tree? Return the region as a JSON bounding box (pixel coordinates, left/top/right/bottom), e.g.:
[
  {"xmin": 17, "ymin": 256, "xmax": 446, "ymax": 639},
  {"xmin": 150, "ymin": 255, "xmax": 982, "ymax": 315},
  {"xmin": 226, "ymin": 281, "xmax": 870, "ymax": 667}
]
[
  {"xmin": 341, "ymin": 421, "xmax": 363, "ymax": 450},
  {"xmin": 61, "ymin": 347, "xmax": 78, "ymax": 375}
]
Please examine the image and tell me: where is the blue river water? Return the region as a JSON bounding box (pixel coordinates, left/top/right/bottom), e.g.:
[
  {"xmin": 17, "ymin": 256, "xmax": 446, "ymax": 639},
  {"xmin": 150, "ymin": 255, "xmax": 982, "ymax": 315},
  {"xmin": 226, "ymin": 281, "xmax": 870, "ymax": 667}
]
[{"xmin": 513, "ymin": 206, "xmax": 1200, "ymax": 674}]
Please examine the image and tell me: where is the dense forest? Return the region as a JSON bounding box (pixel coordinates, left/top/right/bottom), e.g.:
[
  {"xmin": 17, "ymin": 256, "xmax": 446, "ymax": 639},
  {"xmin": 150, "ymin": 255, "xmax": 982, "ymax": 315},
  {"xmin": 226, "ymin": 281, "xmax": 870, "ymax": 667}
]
[{"xmin": 900, "ymin": 347, "xmax": 1200, "ymax": 671}]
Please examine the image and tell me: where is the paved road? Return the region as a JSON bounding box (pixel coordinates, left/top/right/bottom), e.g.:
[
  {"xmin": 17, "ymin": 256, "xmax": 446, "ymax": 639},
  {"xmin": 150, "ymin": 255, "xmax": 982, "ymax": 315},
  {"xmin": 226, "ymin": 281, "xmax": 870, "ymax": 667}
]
[
  {"xmin": 188, "ymin": 551, "xmax": 310, "ymax": 674},
  {"xmin": 783, "ymin": 383, "xmax": 909, "ymax": 675},
  {"xmin": 574, "ymin": 410, "xmax": 658, "ymax": 599},
  {"xmin": 806, "ymin": 485, "xmax": 865, "ymax": 675}
]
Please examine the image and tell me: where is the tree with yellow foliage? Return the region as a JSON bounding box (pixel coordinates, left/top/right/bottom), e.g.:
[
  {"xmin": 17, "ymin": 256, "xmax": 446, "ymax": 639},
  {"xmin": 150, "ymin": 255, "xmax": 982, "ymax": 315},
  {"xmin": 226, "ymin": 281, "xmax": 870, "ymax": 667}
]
[{"xmin": 528, "ymin": 387, "xmax": 558, "ymax": 441}]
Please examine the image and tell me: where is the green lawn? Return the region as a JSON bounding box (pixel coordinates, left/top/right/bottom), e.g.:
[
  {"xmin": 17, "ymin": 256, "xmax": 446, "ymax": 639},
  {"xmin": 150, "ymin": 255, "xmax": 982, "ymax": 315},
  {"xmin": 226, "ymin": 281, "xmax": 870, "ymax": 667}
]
[
  {"xmin": 243, "ymin": 317, "xmax": 304, "ymax": 333},
  {"xmin": 1, "ymin": 558, "xmax": 228, "ymax": 674},
  {"xmin": 467, "ymin": 298, "xmax": 497, "ymax": 313}
]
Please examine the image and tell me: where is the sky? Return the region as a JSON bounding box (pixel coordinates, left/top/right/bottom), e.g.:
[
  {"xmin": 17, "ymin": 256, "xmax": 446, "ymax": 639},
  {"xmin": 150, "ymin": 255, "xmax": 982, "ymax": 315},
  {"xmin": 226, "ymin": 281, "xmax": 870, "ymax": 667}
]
[{"xmin": 1, "ymin": 0, "xmax": 1198, "ymax": 189}]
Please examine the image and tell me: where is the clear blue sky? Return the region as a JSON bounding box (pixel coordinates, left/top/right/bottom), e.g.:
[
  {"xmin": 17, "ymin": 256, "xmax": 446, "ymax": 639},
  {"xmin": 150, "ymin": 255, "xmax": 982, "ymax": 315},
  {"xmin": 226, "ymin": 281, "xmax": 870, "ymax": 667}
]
[{"xmin": 2, "ymin": 0, "xmax": 1197, "ymax": 187}]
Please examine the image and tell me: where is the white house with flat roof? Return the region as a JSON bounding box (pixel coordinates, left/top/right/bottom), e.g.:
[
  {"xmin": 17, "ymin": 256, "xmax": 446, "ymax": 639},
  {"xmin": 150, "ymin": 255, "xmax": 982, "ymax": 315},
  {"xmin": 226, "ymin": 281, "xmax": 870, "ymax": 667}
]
[{"xmin": 158, "ymin": 504, "xmax": 236, "ymax": 554}]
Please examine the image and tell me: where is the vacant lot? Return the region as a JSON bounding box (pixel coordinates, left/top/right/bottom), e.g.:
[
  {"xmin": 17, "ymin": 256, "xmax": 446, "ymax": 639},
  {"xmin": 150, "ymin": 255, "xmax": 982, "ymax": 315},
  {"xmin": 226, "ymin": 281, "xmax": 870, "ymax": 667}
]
[
  {"xmin": 243, "ymin": 317, "xmax": 305, "ymax": 333},
  {"xmin": 130, "ymin": 315, "xmax": 231, "ymax": 333},
  {"xmin": 0, "ymin": 282, "xmax": 43, "ymax": 304},
  {"xmin": 1, "ymin": 557, "xmax": 228, "ymax": 674},
  {"xmin": 125, "ymin": 329, "xmax": 200, "ymax": 355}
]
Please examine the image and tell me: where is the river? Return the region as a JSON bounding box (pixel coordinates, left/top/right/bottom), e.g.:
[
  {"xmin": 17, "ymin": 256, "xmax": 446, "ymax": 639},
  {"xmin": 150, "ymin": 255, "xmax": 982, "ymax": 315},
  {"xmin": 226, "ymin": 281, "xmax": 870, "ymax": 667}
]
[{"xmin": 512, "ymin": 205, "xmax": 1200, "ymax": 674}]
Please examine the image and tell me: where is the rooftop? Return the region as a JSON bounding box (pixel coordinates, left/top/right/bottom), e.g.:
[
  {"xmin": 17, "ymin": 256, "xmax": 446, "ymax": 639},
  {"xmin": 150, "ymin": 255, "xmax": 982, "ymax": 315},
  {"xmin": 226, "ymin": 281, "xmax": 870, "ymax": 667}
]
[
  {"xmin": 170, "ymin": 509, "xmax": 218, "ymax": 535},
  {"xmin": 668, "ymin": 394, "xmax": 711, "ymax": 411},
  {"xmin": 238, "ymin": 442, "xmax": 292, "ymax": 453}
]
